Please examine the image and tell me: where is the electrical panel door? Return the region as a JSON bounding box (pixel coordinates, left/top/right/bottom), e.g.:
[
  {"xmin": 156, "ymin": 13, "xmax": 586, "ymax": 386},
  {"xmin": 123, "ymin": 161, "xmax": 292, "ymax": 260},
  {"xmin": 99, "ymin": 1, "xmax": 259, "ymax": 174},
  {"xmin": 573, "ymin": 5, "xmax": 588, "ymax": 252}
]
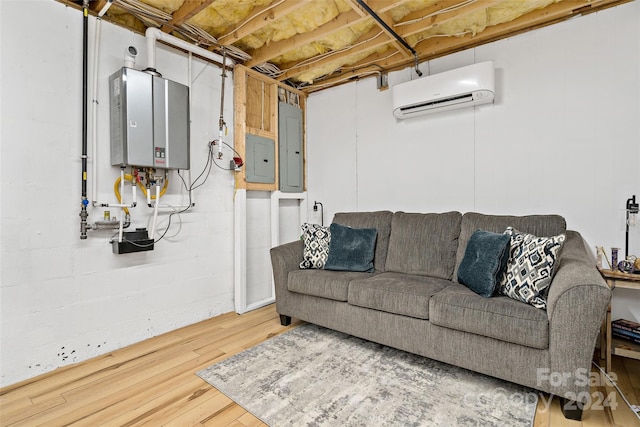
[
  {"xmin": 278, "ymin": 102, "xmax": 303, "ymax": 192},
  {"xmin": 109, "ymin": 67, "xmax": 190, "ymax": 170},
  {"xmin": 245, "ymin": 134, "xmax": 275, "ymax": 184}
]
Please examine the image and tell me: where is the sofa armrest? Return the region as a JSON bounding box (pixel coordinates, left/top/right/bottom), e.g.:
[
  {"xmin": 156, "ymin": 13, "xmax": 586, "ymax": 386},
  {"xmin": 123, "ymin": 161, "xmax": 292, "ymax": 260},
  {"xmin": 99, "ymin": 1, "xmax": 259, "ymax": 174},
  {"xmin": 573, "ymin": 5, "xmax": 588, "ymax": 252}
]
[
  {"xmin": 544, "ymin": 231, "xmax": 611, "ymax": 398},
  {"xmin": 270, "ymin": 240, "xmax": 304, "ymax": 316}
]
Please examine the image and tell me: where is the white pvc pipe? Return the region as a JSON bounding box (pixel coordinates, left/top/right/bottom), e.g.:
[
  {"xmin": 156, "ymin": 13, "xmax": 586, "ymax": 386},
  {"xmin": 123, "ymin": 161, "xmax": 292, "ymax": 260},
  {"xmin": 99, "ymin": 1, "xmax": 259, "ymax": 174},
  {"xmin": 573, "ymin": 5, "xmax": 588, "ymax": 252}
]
[
  {"xmin": 118, "ymin": 213, "xmax": 124, "ymax": 242},
  {"xmin": 145, "ymin": 27, "xmax": 235, "ymax": 72},
  {"xmin": 118, "ymin": 169, "xmax": 125, "ymax": 242},
  {"xmin": 150, "ymin": 184, "xmax": 161, "ymax": 239},
  {"xmin": 91, "ymin": 1, "xmax": 114, "ymax": 207},
  {"xmin": 97, "ymin": 0, "xmax": 113, "ymax": 17},
  {"xmin": 105, "ymin": 203, "xmax": 133, "ymax": 208}
]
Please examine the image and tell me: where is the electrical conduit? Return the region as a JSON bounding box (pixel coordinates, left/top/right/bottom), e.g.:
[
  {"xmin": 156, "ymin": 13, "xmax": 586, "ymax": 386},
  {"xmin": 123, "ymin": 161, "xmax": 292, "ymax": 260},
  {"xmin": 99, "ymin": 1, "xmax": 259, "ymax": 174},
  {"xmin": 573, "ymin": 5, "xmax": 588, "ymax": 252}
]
[{"xmin": 80, "ymin": 0, "xmax": 90, "ymax": 239}]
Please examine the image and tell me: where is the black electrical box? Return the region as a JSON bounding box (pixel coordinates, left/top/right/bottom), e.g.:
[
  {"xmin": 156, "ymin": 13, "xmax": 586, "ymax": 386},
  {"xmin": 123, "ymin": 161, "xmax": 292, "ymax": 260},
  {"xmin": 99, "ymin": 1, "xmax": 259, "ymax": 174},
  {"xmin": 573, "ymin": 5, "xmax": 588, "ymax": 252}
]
[{"xmin": 112, "ymin": 228, "xmax": 154, "ymax": 254}]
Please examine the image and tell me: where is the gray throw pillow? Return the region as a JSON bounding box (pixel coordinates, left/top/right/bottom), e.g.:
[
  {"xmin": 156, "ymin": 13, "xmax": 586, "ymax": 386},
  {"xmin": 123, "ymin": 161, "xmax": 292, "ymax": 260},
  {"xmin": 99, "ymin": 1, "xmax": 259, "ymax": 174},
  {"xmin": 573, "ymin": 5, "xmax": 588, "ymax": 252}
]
[
  {"xmin": 457, "ymin": 229, "xmax": 511, "ymax": 297},
  {"xmin": 324, "ymin": 223, "xmax": 377, "ymax": 272}
]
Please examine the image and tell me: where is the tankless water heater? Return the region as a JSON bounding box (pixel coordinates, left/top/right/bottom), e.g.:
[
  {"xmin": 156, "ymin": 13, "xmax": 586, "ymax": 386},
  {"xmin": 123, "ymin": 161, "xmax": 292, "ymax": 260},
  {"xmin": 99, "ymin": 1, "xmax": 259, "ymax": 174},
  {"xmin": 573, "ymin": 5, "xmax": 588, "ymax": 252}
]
[{"xmin": 109, "ymin": 67, "xmax": 190, "ymax": 170}]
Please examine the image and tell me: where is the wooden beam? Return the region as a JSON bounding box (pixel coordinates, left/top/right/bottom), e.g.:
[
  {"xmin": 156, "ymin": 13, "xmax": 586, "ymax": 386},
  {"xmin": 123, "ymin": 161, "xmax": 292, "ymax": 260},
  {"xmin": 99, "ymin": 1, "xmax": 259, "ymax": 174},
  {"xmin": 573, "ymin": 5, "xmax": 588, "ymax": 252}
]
[
  {"xmin": 394, "ymin": 0, "xmax": 504, "ymax": 37},
  {"xmin": 244, "ymin": 9, "xmax": 365, "ymax": 67},
  {"xmin": 276, "ymin": 27, "xmax": 388, "ymax": 82},
  {"xmin": 342, "ymin": 0, "xmax": 420, "ymax": 60},
  {"xmin": 411, "ymin": 0, "xmax": 629, "ymax": 58},
  {"xmin": 367, "ymin": 0, "xmax": 417, "ymax": 13},
  {"xmin": 302, "ymin": 47, "xmax": 408, "ymax": 93},
  {"xmin": 301, "ymin": 49, "xmax": 403, "ymax": 93},
  {"xmin": 233, "ymin": 66, "xmax": 248, "ymax": 191},
  {"xmin": 342, "ymin": 0, "xmax": 368, "ymax": 18},
  {"xmin": 91, "ymin": 0, "xmax": 108, "ymax": 14},
  {"xmin": 274, "ymin": 0, "xmax": 504, "ymax": 81},
  {"xmin": 301, "ymin": 0, "xmax": 633, "ymax": 92},
  {"xmin": 360, "ymin": 2, "xmax": 412, "ymax": 60},
  {"xmin": 161, "ymin": 0, "xmax": 215, "ymax": 33},
  {"xmin": 302, "ymin": 65, "xmax": 382, "ymax": 93},
  {"xmin": 218, "ymin": 1, "xmax": 308, "ymax": 45},
  {"xmin": 243, "ymin": 0, "xmax": 419, "ymax": 67}
]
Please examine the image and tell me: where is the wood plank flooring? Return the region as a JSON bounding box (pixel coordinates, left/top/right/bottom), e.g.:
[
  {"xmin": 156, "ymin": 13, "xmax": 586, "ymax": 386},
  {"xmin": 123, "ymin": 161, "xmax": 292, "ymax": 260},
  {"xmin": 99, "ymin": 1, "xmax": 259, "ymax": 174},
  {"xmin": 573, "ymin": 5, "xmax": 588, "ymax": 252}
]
[{"xmin": 1, "ymin": 304, "xmax": 638, "ymax": 426}]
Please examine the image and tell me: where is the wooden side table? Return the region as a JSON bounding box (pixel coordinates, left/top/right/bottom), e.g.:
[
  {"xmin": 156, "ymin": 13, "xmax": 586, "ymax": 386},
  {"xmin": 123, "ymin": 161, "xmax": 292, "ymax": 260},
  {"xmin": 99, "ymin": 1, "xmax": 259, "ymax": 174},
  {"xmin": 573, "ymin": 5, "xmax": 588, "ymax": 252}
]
[{"xmin": 598, "ymin": 268, "xmax": 640, "ymax": 373}]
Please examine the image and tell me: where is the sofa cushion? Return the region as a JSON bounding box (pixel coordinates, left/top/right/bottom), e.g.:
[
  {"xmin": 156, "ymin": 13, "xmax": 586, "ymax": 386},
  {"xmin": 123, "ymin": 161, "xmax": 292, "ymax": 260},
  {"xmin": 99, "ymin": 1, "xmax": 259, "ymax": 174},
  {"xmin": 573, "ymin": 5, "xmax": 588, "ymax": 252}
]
[
  {"xmin": 324, "ymin": 223, "xmax": 377, "ymax": 272},
  {"xmin": 499, "ymin": 227, "xmax": 566, "ymax": 310},
  {"xmin": 429, "ymin": 284, "xmax": 549, "ymax": 349},
  {"xmin": 454, "ymin": 212, "xmax": 567, "ymax": 282},
  {"xmin": 333, "ymin": 211, "xmax": 393, "ymax": 272},
  {"xmin": 457, "ymin": 230, "xmax": 511, "ymax": 297},
  {"xmin": 299, "ymin": 223, "xmax": 331, "ymax": 269},
  {"xmin": 348, "ymin": 272, "xmax": 451, "ymax": 319},
  {"xmin": 288, "ymin": 269, "xmax": 377, "ymax": 301},
  {"xmin": 384, "ymin": 211, "xmax": 462, "ymax": 279}
]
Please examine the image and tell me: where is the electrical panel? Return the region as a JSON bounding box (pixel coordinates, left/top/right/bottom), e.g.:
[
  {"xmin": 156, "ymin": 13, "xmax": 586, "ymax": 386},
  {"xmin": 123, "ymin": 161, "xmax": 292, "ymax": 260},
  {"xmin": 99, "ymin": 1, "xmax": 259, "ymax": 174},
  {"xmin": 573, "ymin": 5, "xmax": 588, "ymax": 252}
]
[
  {"xmin": 109, "ymin": 67, "xmax": 190, "ymax": 170},
  {"xmin": 278, "ymin": 102, "xmax": 303, "ymax": 192},
  {"xmin": 245, "ymin": 134, "xmax": 275, "ymax": 184}
]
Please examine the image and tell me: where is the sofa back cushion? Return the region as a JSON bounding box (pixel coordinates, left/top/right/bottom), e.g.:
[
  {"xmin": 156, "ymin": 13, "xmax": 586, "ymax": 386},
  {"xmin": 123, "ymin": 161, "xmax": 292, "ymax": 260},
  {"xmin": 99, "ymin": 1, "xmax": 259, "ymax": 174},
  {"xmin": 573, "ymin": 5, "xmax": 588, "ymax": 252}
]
[
  {"xmin": 385, "ymin": 211, "xmax": 462, "ymax": 279},
  {"xmin": 332, "ymin": 211, "xmax": 393, "ymax": 272},
  {"xmin": 454, "ymin": 212, "xmax": 567, "ymax": 283}
]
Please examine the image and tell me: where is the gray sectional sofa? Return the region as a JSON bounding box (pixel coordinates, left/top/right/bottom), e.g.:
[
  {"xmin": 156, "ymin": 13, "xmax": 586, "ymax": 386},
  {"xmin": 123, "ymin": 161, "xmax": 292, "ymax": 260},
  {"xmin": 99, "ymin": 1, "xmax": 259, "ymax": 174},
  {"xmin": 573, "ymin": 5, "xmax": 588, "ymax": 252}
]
[{"xmin": 270, "ymin": 211, "xmax": 611, "ymax": 420}]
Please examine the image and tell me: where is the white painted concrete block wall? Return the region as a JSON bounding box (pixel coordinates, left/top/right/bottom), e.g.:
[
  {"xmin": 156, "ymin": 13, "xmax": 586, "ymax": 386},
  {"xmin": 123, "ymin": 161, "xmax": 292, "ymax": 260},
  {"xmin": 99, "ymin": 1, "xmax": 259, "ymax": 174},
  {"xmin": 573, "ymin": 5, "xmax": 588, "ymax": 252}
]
[
  {"xmin": 306, "ymin": 3, "xmax": 639, "ymax": 321},
  {"xmin": 1, "ymin": 1, "xmax": 236, "ymax": 386}
]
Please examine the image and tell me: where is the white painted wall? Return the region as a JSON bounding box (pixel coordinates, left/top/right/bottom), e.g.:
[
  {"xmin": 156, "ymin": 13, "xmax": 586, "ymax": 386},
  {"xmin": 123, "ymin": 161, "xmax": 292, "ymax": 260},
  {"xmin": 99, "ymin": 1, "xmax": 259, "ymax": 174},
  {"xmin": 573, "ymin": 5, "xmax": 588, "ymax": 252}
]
[
  {"xmin": 307, "ymin": 2, "xmax": 639, "ymax": 321},
  {"xmin": 0, "ymin": 1, "xmax": 236, "ymax": 386},
  {"xmin": 246, "ymin": 192, "xmax": 273, "ymax": 305}
]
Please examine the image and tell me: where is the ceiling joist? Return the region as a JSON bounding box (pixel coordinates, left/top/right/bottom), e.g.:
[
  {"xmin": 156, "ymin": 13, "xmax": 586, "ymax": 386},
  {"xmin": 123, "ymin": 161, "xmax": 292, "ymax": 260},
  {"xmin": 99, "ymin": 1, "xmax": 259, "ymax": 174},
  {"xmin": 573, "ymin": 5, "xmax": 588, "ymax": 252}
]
[
  {"xmin": 217, "ymin": 1, "xmax": 308, "ymax": 45},
  {"xmin": 161, "ymin": 0, "xmax": 214, "ymax": 33},
  {"xmin": 58, "ymin": 0, "xmax": 633, "ymax": 93},
  {"xmin": 244, "ymin": 8, "xmax": 366, "ymax": 67}
]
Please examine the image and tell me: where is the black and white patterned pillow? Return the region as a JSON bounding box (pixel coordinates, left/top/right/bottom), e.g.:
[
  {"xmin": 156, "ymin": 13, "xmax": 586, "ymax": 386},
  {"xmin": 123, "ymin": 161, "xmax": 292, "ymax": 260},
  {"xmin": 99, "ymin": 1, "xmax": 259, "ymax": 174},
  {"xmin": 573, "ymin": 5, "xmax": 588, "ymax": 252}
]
[
  {"xmin": 299, "ymin": 223, "xmax": 331, "ymax": 269},
  {"xmin": 498, "ymin": 227, "xmax": 566, "ymax": 309}
]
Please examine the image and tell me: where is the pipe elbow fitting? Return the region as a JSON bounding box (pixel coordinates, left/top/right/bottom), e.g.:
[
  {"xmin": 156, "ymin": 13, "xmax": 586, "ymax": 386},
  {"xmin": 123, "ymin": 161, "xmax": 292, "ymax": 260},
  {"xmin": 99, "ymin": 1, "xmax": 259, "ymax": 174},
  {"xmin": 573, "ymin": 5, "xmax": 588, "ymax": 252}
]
[{"xmin": 124, "ymin": 46, "xmax": 138, "ymax": 69}]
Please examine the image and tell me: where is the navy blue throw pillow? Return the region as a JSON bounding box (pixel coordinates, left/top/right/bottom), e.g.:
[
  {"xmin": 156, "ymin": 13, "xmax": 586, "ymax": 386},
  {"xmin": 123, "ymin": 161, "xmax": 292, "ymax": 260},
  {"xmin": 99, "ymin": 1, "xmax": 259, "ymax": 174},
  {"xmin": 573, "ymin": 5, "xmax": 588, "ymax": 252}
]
[
  {"xmin": 457, "ymin": 229, "xmax": 511, "ymax": 298},
  {"xmin": 324, "ymin": 223, "xmax": 377, "ymax": 272}
]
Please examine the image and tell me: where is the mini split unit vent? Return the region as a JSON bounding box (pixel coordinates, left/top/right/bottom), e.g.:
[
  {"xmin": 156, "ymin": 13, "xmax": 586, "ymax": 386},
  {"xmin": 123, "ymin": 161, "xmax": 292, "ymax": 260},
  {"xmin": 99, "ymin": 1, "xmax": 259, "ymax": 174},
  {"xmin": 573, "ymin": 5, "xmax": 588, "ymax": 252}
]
[{"xmin": 392, "ymin": 61, "xmax": 495, "ymax": 119}]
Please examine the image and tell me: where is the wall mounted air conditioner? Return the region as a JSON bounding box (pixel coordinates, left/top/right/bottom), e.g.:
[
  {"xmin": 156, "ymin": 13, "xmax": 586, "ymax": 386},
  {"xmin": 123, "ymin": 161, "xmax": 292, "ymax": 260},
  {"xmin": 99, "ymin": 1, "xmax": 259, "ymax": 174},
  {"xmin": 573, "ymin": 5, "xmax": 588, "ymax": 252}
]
[{"xmin": 392, "ymin": 61, "xmax": 495, "ymax": 119}]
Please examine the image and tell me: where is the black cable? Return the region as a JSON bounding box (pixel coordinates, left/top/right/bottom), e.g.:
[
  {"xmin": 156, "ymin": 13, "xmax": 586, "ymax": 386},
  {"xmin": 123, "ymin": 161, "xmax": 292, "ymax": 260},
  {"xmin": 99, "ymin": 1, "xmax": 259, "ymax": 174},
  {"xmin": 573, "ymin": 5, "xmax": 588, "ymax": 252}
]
[
  {"xmin": 355, "ymin": 0, "xmax": 421, "ymax": 76},
  {"xmin": 118, "ymin": 184, "xmax": 192, "ymax": 248},
  {"xmin": 211, "ymin": 139, "xmax": 243, "ymax": 171},
  {"xmin": 313, "ymin": 201, "xmax": 324, "ymax": 226},
  {"xmin": 148, "ymin": 142, "xmax": 223, "ymax": 244},
  {"xmin": 188, "ymin": 142, "xmax": 215, "ymax": 190},
  {"xmin": 112, "ymin": 142, "xmax": 217, "ymax": 248}
]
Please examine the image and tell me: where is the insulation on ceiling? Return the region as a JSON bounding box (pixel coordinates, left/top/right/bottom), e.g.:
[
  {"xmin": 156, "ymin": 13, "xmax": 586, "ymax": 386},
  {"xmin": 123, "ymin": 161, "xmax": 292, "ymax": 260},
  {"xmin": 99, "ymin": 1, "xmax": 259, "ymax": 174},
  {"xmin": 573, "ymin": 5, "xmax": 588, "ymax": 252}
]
[
  {"xmin": 404, "ymin": 0, "xmax": 559, "ymax": 49},
  {"xmin": 103, "ymin": 0, "xmax": 576, "ymax": 86},
  {"xmin": 231, "ymin": 0, "xmax": 354, "ymax": 50},
  {"xmin": 188, "ymin": 0, "xmax": 275, "ymax": 36}
]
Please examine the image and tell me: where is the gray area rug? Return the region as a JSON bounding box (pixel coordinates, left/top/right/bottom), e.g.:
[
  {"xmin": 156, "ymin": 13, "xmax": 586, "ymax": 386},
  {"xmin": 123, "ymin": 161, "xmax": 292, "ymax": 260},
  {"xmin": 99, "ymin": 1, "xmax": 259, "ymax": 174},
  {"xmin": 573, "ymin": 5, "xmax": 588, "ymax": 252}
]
[{"xmin": 197, "ymin": 323, "xmax": 537, "ymax": 426}]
